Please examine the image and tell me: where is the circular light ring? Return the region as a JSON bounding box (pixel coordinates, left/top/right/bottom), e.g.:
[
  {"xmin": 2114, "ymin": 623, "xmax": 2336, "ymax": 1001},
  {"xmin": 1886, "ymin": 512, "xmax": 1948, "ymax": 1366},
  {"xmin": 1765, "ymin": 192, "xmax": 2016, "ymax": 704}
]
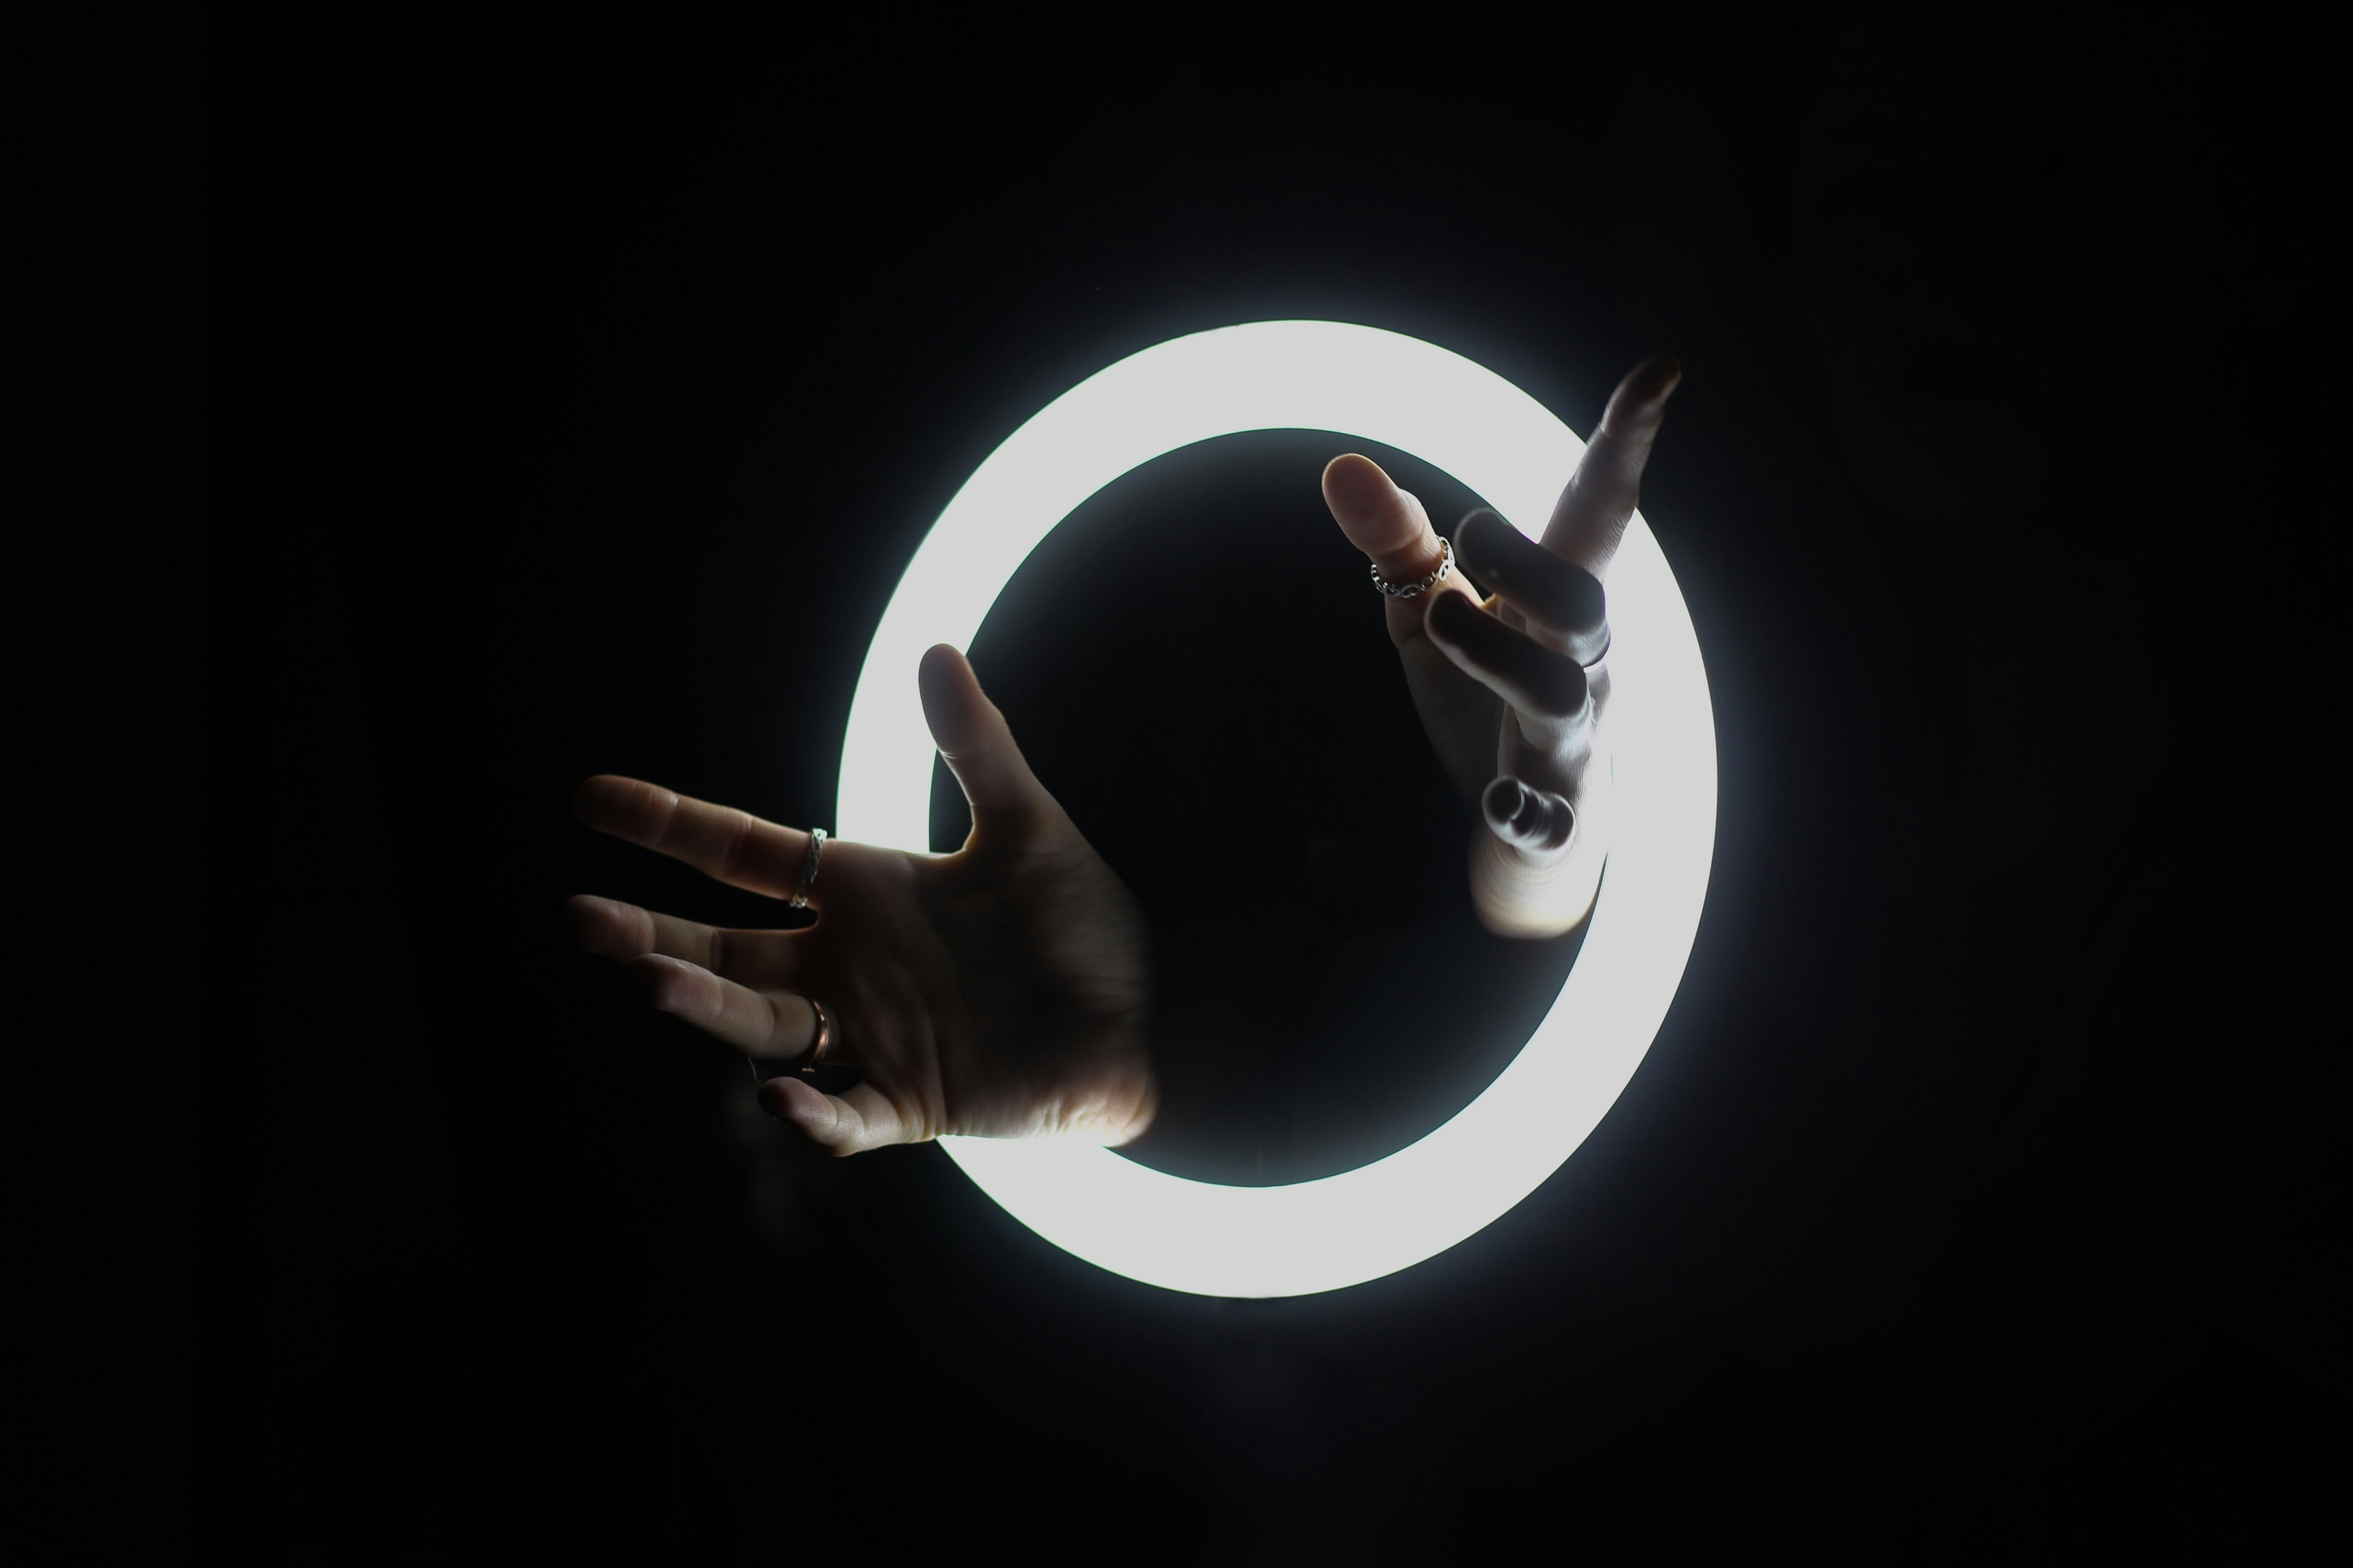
[{"xmin": 836, "ymin": 322, "xmax": 1716, "ymax": 1299}]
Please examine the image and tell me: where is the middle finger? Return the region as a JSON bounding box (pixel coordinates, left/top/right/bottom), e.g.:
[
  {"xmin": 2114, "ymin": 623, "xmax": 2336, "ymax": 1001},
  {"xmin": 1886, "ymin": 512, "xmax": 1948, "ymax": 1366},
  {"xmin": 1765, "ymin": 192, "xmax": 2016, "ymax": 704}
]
[{"xmin": 566, "ymin": 894, "xmax": 804, "ymax": 988}]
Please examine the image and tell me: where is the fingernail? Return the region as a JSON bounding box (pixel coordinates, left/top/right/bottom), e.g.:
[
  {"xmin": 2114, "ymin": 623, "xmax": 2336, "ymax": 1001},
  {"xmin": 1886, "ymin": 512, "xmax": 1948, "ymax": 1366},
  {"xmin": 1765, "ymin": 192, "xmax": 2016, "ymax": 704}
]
[
  {"xmin": 630, "ymin": 954, "xmax": 694, "ymax": 1005},
  {"xmin": 1453, "ymin": 513, "xmax": 1500, "ymax": 570}
]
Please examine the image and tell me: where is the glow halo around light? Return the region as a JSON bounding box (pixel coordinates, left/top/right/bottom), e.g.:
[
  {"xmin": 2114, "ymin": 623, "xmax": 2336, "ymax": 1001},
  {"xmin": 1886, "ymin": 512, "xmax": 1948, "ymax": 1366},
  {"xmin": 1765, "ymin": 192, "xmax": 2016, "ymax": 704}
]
[{"xmin": 836, "ymin": 320, "xmax": 1716, "ymax": 1298}]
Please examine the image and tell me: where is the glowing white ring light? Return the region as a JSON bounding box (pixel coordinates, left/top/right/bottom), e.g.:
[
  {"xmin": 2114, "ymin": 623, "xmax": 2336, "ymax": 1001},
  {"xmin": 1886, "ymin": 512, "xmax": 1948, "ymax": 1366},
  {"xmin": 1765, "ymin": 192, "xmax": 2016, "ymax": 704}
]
[{"xmin": 838, "ymin": 321, "xmax": 1715, "ymax": 1298}]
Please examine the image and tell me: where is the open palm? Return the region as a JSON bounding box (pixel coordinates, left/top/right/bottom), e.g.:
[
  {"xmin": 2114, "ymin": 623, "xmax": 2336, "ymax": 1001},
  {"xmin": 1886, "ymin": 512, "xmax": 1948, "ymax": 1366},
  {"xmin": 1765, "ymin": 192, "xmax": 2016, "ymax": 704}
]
[{"xmin": 568, "ymin": 645, "xmax": 1155, "ymax": 1154}]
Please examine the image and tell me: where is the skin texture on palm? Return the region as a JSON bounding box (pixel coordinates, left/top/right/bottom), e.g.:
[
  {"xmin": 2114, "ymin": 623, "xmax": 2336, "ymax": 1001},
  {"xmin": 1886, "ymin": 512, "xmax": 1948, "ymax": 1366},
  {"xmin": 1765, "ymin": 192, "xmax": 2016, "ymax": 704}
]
[
  {"xmin": 568, "ymin": 644, "xmax": 1155, "ymax": 1154},
  {"xmin": 1321, "ymin": 357, "xmax": 1681, "ymax": 938}
]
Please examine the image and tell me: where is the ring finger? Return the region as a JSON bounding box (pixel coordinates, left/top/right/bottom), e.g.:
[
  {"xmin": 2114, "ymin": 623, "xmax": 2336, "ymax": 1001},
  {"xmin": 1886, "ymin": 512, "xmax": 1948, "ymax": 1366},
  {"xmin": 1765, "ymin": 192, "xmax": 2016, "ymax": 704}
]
[
  {"xmin": 630, "ymin": 953, "xmax": 824, "ymax": 1061},
  {"xmin": 1453, "ymin": 509, "xmax": 1610, "ymax": 665}
]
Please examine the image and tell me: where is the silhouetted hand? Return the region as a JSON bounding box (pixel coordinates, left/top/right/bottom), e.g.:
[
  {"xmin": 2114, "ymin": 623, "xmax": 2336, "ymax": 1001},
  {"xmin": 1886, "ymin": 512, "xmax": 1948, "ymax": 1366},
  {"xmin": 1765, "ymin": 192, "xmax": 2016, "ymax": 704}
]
[
  {"xmin": 567, "ymin": 645, "xmax": 1155, "ymax": 1153},
  {"xmin": 1322, "ymin": 357, "xmax": 1681, "ymax": 937}
]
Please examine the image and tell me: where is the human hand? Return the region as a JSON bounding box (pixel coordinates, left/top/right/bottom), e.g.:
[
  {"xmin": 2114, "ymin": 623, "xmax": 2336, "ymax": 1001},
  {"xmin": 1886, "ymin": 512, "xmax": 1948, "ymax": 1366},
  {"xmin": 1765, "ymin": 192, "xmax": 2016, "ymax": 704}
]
[
  {"xmin": 566, "ymin": 646, "xmax": 1155, "ymax": 1153},
  {"xmin": 1321, "ymin": 357, "xmax": 1681, "ymax": 937}
]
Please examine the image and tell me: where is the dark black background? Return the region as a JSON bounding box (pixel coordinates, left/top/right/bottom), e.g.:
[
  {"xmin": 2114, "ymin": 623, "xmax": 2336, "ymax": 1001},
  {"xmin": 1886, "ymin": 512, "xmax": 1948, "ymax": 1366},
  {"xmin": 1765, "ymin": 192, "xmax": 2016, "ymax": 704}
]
[{"xmin": 210, "ymin": 6, "xmax": 2328, "ymax": 1561}]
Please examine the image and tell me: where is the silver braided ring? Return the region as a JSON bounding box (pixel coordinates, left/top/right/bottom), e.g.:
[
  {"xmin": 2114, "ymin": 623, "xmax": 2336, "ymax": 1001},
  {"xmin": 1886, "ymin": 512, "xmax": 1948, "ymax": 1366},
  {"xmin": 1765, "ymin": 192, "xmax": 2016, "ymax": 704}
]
[
  {"xmin": 789, "ymin": 827, "xmax": 826, "ymax": 910},
  {"xmin": 1371, "ymin": 536, "xmax": 1453, "ymax": 598}
]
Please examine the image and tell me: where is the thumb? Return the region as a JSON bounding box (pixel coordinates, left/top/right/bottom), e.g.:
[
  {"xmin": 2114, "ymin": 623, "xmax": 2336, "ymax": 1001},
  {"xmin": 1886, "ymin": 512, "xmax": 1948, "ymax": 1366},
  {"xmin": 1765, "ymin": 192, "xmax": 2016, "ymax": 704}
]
[{"xmin": 917, "ymin": 644, "xmax": 1056, "ymax": 835}]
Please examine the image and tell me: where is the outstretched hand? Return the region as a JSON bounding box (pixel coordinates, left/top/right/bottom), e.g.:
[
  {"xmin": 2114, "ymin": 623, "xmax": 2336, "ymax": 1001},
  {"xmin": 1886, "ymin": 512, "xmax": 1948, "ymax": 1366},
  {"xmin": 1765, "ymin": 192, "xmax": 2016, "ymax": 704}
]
[
  {"xmin": 567, "ymin": 646, "xmax": 1155, "ymax": 1154},
  {"xmin": 1322, "ymin": 357, "xmax": 1681, "ymax": 937}
]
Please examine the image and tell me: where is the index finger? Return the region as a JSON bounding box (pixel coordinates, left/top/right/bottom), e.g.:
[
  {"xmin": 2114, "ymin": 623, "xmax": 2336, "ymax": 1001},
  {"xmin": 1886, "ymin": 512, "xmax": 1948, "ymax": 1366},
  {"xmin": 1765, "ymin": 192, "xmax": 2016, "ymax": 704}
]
[
  {"xmin": 1322, "ymin": 453, "xmax": 1445, "ymax": 582},
  {"xmin": 1542, "ymin": 356, "xmax": 1681, "ymax": 577},
  {"xmin": 1321, "ymin": 453, "xmax": 1478, "ymax": 647},
  {"xmin": 574, "ymin": 774, "xmax": 819, "ymax": 902}
]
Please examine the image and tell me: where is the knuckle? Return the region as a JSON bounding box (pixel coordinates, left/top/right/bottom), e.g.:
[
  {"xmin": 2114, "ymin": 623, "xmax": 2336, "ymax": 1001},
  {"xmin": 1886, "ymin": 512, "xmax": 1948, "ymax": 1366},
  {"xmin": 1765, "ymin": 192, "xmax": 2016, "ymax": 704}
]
[
  {"xmin": 647, "ymin": 786, "xmax": 684, "ymax": 843},
  {"xmin": 1524, "ymin": 667, "xmax": 1590, "ymax": 719},
  {"xmin": 714, "ymin": 810, "xmax": 754, "ymax": 878},
  {"xmin": 828, "ymin": 1110, "xmax": 866, "ymax": 1156}
]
